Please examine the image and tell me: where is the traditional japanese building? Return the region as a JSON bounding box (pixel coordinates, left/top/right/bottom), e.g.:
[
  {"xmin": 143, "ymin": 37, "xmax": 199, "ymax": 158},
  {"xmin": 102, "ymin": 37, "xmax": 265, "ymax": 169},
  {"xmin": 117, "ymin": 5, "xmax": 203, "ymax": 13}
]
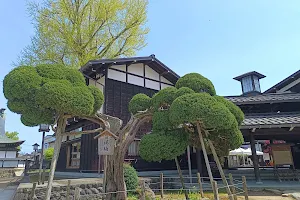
[
  {"xmin": 56, "ymin": 56, "xmax": 300, "ymax": 182},
  {"xmin": 0, "ymin": 109, "xmax": 25, "ymax": 168}
]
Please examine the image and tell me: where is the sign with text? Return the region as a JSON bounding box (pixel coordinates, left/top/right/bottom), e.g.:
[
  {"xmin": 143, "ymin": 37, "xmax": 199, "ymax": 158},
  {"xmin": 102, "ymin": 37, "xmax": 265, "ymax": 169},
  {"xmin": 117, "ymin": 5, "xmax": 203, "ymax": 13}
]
[{"xmin": 98, "ymin": 135, "xmax": 115, "ymax": 155}]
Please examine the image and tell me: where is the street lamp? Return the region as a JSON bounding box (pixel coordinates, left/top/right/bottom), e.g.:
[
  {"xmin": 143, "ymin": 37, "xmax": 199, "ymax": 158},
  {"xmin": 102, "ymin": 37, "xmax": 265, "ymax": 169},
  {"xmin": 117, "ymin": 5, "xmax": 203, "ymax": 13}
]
[
  {"xmin": 38, "ymin": 124, "xmax": 50, "ymax": 185},
  {"xmin": 32, "ymin": 143, "xmax": 40, "ymax": 166}
]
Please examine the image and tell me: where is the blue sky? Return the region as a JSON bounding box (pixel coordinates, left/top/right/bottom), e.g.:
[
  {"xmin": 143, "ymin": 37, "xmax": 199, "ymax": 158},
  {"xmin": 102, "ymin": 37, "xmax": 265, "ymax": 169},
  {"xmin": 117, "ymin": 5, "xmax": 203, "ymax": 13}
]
[{"xmin": 0, "ymin": 1, "xmax": 299, "ymax": 153}]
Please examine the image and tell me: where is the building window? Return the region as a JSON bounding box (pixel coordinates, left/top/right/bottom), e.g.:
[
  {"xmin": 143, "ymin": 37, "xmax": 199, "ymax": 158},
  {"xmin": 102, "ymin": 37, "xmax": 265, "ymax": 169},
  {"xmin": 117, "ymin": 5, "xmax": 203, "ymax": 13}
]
[
  {"xmin": 67, "ymin": 142, "xmax": 81, "ymax": 168},
  {"xmin": 253, "ymin": 76, "xmax": 261, "ymax": 92},
  {"xmin": 241, "ymin": 76, "xmax": 253, "ymax": 93},
  {"xmin": 128, "ymin": 141, "xmax": 139, "ymax": 156},
  {"xmin": 44, "ymin": 143, "xmax": 49, "ymax": 149}
]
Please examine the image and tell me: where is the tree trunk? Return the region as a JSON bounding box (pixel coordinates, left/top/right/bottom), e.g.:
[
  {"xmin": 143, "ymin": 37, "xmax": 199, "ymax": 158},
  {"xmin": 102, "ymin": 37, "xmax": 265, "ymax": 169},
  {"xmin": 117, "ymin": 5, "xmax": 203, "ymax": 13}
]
[
  {"xmin": 196, "ymin": 122, "xmax": 214, "ymax": 190},
  {"xmin": 105, "ymin": 115, "xmax": 151, "ymax": 200},
  {"xmin": 45, "ymin": 117, "xmax": 67, "ymax": 200},
  {"xmin": 175, "ymin": 157, "xmax": 189, "ymax": 200},
  {"xmin": 106, "ymin": 146, "xmax": 127, "ymax": 200},
  {"xmin": 207, "ymin": 139, "xmax": 233, "ymax": 200}
]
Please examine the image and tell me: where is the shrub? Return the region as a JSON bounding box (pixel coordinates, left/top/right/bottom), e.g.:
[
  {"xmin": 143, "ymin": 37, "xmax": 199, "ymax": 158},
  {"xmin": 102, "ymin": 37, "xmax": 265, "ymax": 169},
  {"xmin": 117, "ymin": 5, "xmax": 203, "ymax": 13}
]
[
  {"xmin": 124, "ymin": 164, "xmax": 139, "ymax": 191},
  {"xmin": 44, "ymin": 147, "xmax": 54, "ymax": 161}
]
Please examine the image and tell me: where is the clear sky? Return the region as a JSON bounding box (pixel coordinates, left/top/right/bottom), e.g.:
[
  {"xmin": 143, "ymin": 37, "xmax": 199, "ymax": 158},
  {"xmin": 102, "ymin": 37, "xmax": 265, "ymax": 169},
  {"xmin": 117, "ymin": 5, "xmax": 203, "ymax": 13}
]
[{"xmin": 0, "ymin": 1, "xmax": 299, "ymax": 153}]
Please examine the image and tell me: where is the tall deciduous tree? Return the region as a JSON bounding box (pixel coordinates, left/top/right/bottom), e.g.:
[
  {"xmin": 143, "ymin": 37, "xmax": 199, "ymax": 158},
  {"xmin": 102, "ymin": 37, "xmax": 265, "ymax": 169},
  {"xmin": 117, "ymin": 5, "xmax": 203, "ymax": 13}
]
[
  {"xmin": 17, "ymin": 0, "xmax": 149, "ymax": 67},
  {"xmin": 5, "ymin": 131, "xmax": 21, "ymax": 151}
]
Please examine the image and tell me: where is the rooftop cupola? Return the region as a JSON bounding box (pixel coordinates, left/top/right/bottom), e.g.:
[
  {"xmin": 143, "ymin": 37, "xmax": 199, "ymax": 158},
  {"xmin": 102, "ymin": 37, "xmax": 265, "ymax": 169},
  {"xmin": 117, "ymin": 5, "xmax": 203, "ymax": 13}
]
[{"xmin": 233, "ymin": 71, "xmax": 266, "ymax": 96}]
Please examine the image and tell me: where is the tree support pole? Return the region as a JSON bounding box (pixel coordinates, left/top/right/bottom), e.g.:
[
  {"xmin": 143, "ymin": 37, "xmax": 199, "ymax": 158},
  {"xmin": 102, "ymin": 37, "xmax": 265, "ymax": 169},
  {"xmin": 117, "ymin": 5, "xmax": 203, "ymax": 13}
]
[
  {"xmin": 196, "ymin": 122, "xmax": 214, "ymax": 192},
  {"xmin": 45, "ymin": 117, "xmax": 66, "ymax": 200},
  {"xmin": 207, "ymin": 139, "xmax": 233, "ymax": 200},
  {"xmin": 175, "ymin": 157, "xmax": 190, "ymax": 200}
]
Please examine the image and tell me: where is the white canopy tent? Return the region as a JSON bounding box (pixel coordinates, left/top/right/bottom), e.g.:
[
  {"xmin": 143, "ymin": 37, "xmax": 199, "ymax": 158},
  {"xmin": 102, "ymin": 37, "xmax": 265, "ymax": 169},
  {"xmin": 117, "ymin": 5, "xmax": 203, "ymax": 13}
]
[{"xmin": 229, "ymin": 148, "xmax": 263, "ymax": 167}]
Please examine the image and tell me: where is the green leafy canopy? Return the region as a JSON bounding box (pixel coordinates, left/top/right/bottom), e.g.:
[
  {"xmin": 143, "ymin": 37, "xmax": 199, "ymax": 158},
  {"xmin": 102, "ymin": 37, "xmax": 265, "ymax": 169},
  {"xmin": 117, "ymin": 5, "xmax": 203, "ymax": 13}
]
[
  {"xmin": 130, "ymin": 72, "xmax": 245, "ymax": 161},
  {"xmin": 3, "ymin": 64, "xmax": 104, "ymax": 127}
]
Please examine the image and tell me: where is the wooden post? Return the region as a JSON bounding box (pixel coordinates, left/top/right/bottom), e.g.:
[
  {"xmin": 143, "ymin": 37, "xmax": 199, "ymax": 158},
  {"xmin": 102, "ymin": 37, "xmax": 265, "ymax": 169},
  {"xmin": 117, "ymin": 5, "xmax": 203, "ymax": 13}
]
[
  {"xmin": 207, "ymin": 139, "xmax": 233, "ymax": 200},
  {"xmin": 187, "ymin": 146, "xmax": 192, "ymax": 184},
  {"xmin": 250, "ymin": 134, "xmax": 261, "ymax": 183},
  {"xmin": 103, "ymin": 155, "xmax": 108, "ymax": 193},
  {"xmin": 160, "ymin": 173, "xmax": 164, "ymax": 198},
  {"xmin": 66, "ymin": 180, "xmax": 71, "ymax": 200},
  {"xmin": 42, "ymin": 168, "xmax": 46, "ymax": 184},
  {"xmin": 229, "ymin": 173, "xmax": 237, "ymax": 200},
  {"xmin": 30, "ymin": 182, "xmax": 37, "ymax": 200},
  {"xmin": 242, "ymin": 176, "xmax": 249, "ymax": 200},
  {"xmin": 74, "ymin": 187, "xmax": 80, "ymax": 200},
  {"xmin": 140, "ymin": 180, "xmax": 146, "ymax": 200},
  {"xmin": 212, "ymin": 181, "xmax": 219, "ymax": 200},
  {"xmin": 175, "ymin": 157, "xmax": 189, "ymax": 200},
  {"xmin": 197, "ymin": 172, "xmax": 204, "ymax": 198},
  {"xmin": 196, "ymin": 122, "xmax": 214, "ymax": 191},
  {"xmin": 38, "ymin": 131, "xmax": 46, "ymax": 185}
]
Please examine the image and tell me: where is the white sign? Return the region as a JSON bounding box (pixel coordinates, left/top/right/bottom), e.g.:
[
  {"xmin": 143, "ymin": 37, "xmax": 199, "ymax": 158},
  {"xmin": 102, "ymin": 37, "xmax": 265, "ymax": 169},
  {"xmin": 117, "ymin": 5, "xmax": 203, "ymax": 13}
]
[{"xmin": 98, "ymin": 135, "xmax": 115, "ymax": 155}]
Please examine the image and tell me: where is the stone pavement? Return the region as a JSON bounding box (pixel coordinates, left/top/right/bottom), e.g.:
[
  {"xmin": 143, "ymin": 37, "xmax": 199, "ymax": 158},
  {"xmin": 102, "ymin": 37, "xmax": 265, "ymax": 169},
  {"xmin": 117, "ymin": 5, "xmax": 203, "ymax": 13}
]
[{"xmin": 0, "ymin": 177, "xmax": 20, "ymax": 200}]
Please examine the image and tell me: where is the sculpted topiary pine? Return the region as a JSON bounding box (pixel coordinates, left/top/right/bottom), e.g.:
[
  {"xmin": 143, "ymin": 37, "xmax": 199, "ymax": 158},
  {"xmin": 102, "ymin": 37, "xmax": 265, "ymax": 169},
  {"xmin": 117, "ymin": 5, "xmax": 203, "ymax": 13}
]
[
  {"xmin": 3, "ymin": 64, "xmax": 105, "ymax": 200},
  {"xmin": 133, "ymin": 73, "xmax": 244, "ymax": 200}
]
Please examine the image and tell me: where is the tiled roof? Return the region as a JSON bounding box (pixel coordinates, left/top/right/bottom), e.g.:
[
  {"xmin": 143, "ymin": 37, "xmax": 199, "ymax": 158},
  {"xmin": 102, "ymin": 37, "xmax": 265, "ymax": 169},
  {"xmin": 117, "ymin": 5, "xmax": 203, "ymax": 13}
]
[
  {"xmin": 241, "ymin": 114, "xmax": 300, "ymax": 129},
  {"xmin": 0, "ymin": 135, "xmax": 24, "ymax": 144},
  {"xmin": 225, "ymin": 93, "xmax": 300, "ymax": 105}
]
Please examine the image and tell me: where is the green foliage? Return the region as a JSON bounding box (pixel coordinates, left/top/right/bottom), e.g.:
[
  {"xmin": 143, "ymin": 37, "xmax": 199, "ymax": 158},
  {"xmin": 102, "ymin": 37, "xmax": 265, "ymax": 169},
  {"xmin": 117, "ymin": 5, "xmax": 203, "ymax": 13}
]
[
  {"xmin": 152, "ymin": 110, "xmax": 173, "ymax": 131},
  {"xmin": 44, "ymin": 147, "xmax": 54, "ymax": 161},
  {"xmin": 4, "ymin": 64, "xmax": 104, "ymax": 127},
  {"xmin": 3, "ymin": 66, "xmax": 42, "ymax": 100},
  {"xmin": 18, "ymin": 0, "xmax": 149, "ymax": 67},
  {"xmin": 129, "ymin": 93, "xmax": 151, "ymax": 114},
  {"xmin": 169, "ymin": 93, "xmax": 235, "ymax": 131},
  {"xmin": 123, "ymin": 164, "xmax": 139, "ymax": 191},
  {"xmin": 214, "ymin": 96, "xmax": 244, "ymax": 126},
  {"xmin": 139, "ymin": 130, "xmax": 189, "ymax": 162},
  {"xmin": 151, "ymin": 87, "xmax": 177, "ymax": 109},
  {"xmin": 5, "ymin": 131, "xmax": 21, "ymax": 152},
  {"xmin": 175, "ymin": 87, "xmax": 195, "ymax": 97},
  {"xmin": 175, "ymin": 73, "xmax": 216, "ymax": 96},
  {"xmin": 88, "ymin": 86, "xmax": 104, "ymax": 113}
]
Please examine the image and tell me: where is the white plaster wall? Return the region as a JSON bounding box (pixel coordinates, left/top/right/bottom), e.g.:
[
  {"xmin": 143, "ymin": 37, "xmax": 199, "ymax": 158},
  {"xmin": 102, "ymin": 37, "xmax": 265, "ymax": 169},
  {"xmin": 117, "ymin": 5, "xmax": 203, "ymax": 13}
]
[
  {"xmin": 108, "ymin": 69, "xmax": 126, "ymax": 82},
  {"xmin": 145, "ymin": 65, "xmax": 159, "ymax": 81},
  {"xmin": 161, "ymin": 76, "xmax": 173, "ymax": 84},
  {"xmin": 128, "ymin": 74, "xmax": 144, "ymax": 87},
  {"xmin": 6, "ymin": 151, "xmax": 16, "ymax": 158},
  {"xmin": 161, "ymin": 83, "xmax": 172, "ymax": 89},
  {"xmin": 110, "ymin": 64, "xmax": 126, "ymax": 72},
  {"xmin": 3, "ymin": 161, "xmax": 18, "ymax": 168},
  {"xmin": 145, "ymin": 79, "xmax": 160, "ymax": 90},
  {"xmin": 0, "ymin": 151, "xmax": 5, "ymax": 158},
  {"xmin": 128, "ymin": 63, "xmax": 144, "ymax": 76}
]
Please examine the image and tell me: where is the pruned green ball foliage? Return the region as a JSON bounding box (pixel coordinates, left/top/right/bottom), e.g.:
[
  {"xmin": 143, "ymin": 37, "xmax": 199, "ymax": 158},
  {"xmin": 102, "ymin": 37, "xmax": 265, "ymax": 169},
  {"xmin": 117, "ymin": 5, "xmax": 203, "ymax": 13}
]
[
  {"xmin": 175, "ymin": 73, "xmax": 216, "ymax": 96},
  {"xmin": 3, "ymin": 66, "xmax": 42, "ymax": 100},
  {"xmin": 3, "ymin": 64, "xmax": 104, "ymax": 127},
  {"xmin": 169, "ymin": 93, "xmax": 236, "ymax": 131},
  {"xmin": 88, "ymin": 86, "xmax": 104, "ymax": 113},
  {"xmin": 139, "ymin": 130, "xmax": 189, "ymax": 162},
  {"xmin": 151, "ymin": 87, "xmax": 177, "ymax": 109},
  {"xmin": 128, "ymin": 93, "xmax": 151, "ymax": 114},
  {"xmin": 152, "ymin": 110, "xmax": 173, "ymax": 131},
  {"xmin": 176, "ymin": 87, "xmax": 195, "ymax": 97},
  {"xmin": 214, "ymin": 96, "xmax": 244, "ymax": 126},
  {"xmin": 123, "ymin": 164, "xmax": 139, "ymax": 191}
]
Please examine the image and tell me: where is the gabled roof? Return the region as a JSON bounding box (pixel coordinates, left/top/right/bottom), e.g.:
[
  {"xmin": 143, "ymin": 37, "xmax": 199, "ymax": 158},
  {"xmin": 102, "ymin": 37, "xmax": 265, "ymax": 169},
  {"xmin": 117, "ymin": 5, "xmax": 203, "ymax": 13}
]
[
  {"xmin": 233, "ymin": 71, "xmax": 266, "ymax": 81},
  {"xmin": 264, "ymin": 70, "xmax": 300, "ymax": 94},
  {"xmin": 80, "ymin": 55, "xmax": 180, "ymax": 84},
  {"xmin": 225, "ymin": 93, "xmax": 300, "ymax": 105},
  {"xmin": 241, "ymin": 113, "xmax": 300, "ymax": 129}
]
